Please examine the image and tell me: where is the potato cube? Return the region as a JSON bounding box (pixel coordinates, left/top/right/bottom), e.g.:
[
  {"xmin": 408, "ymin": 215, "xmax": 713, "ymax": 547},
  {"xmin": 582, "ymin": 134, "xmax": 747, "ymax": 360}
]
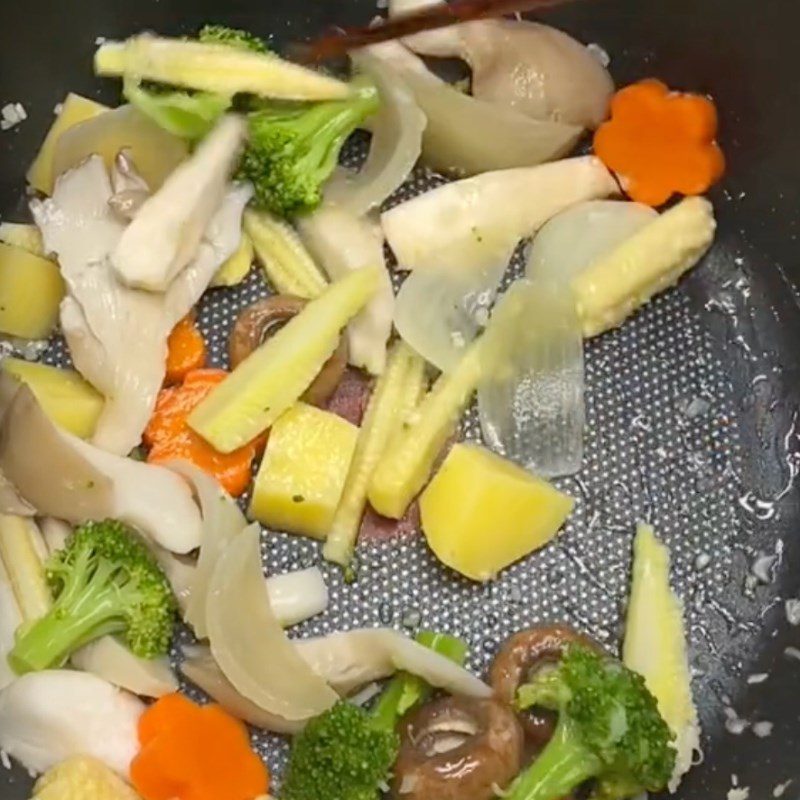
[
  {"xmin": 420, "ymin": 443, "xmax": 574, "ymax": 581},
  {"xmin": 1, "ymin": 359, "xmax": 104, "ymax": 439},
  {"xmin": 249, "ymin": 403, "xmax": 358, "ymax": 539},
  {"xmin": 0, "ymin": 243, "xmax": 65, "ymax": 339}
]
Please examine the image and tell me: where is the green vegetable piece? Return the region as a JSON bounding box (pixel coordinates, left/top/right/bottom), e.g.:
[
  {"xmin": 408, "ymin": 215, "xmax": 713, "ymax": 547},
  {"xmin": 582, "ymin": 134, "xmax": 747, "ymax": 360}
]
[
  {"xmin": 188, "ymin": 267, "xmax": 379, "ymax": 453},
  {"xmin": 198, "ymin": 24, "xmax": 269, "ymax": 53},
  {"xmin": 240, "ymin": 76, "xmax": 380, "ymax": 218},
  {"xmin": 123, "ymin": 78, "xmax": 230, "ymax": 140},
  {"xmin": 8, "ymin": 520, "xmax": 177, "ymax": 674},
  {"xmin": 511, "ymin": 645, "xmax": 676, "ymax": 800}
]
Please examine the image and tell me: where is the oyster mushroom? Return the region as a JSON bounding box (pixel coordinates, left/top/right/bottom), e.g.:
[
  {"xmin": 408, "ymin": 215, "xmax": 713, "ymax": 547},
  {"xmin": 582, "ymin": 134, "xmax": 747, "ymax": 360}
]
[
  {"xmin": 229, "ymin": 296, "xmax": 348, "ymax": 406},
  {"xmin": 489, "ymin": 624, "xmax": 599, "ymax": 746},
  {"xmin": 392, "ymin": 696, "xmax": 524, "ymax": 800}
]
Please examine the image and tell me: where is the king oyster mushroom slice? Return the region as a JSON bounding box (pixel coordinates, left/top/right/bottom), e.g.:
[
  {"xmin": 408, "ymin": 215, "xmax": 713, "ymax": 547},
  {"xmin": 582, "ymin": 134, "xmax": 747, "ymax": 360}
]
[
  {"xmin": 0, "ymin": 381, "xmax": 202, "ymax": 554},
  {"xmin": 33, "ymin": 154, "xmax": 251, "ymax": 456},
  {"xmin": 111, "ymin": 115, "xmax": 247, "ymax": 291}
]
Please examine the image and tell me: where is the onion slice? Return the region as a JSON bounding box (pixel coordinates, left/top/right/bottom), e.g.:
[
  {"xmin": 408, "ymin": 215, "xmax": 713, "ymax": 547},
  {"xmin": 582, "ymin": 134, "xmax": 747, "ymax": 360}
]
[
  {"xmin": 394, "ymin": 260, "xmax": 506, "ymax": 372},
  {"xmin": 180, "ymin": 645, "xmax": 304, "ymax": 734},
  {"xmin": 166, "ymin": 460, "xmax": 247, "ymax": 637},
  {"xmin": 206, "ymin": 525, "xmax": 339, "ymax": 720},
  {"xmin": 324, "ymin": 50, "xmax": 426, "ymax": 216},
  {"xmin": 477, "ymin": 279, "xmax": 585, "ymax": 477},
  {"xmin": 526, "ymin": 200, "xmax": 658, "ymax": 285},
  {"xmin": 296, "ymin": 629, "xmax": 491, "ymax": 699},
  {"xmin": 364, "ymin": 42, "xmax": 581, "ymax": 176},
  {"xmin": 298, "ymin": 205, "xmax": 394, "ymax": 375}
]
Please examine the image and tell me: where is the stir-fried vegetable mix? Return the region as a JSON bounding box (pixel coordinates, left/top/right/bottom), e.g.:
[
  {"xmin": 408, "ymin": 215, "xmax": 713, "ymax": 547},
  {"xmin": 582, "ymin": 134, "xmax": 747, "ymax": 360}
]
[{"xmin": 0, "ymin": 11, "xmax": 727, "ymax": 800}]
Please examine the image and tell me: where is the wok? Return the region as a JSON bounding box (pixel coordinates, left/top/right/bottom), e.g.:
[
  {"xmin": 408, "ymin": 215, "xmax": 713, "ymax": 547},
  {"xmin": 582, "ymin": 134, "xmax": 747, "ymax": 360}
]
[{"xmin": 0, "ymin": 0, "xmax": 798, "ymax": 797}]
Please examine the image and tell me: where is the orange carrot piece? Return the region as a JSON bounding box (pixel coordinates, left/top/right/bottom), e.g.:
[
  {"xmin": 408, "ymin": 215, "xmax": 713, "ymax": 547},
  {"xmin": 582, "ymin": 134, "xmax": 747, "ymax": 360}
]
[
  {"xmin": 131, "ymin": 694, "xmax": 269, "ymax": 800},
  {"xmin": 165, "ymin": 314, "xmax": 207, "ymax": 385},
  {"xmin": 144, "ymin": 369, "xmax": 260, "ymax": 497},
  {"xmin": 593, "ymin": 79, "xmax": 725, "ymax": 207}
]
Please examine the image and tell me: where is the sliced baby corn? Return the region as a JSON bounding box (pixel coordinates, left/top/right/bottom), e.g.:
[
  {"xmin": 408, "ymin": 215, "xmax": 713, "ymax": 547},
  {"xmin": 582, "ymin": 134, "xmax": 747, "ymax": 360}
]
[
  {"xmin": 244, "ymin": 209, "xmax": 327, "ymax": 299},
  {"xmin": 368, "ymin": 345, "xmax": 483, "ymax": 520},
  {"xmin": 95, "ymin": 34, "xmax": 350, "ymax": 101},
  {"xmin": 0, "ymin": 514, "xmax": 51, "ymax": 622},
  {"xmin": 573, "ymin": 196, "xmax": 716, "ymax": 337},
  {"xmin": 325, "ymin": 342, "xmax": 427, "ymax": 565},
  {"xmin": 623, "ymin": 523, "xmax": 700, "ymax": 793},
  {"xmin": 189, "ymin": 268, "xmax": 379, "ymax": 453},
  {"xmin": 211, "ymin": 231, "xmax": 254, "ymax": 287},
  {"xmin": 368, "ymin": 283, "xmax": 524, "ymax": 519}
]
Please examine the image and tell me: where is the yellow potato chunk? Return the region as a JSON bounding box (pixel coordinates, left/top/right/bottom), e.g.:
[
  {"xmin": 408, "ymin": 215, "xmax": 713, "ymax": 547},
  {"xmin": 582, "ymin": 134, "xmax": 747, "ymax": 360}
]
[
  {"xmin": 0, "ymin": 243, "xmax": 64, "ymax": 339},
  {"xmin": 420, "ymin": 443, "xmax": 574, "ymax": 581},
  {"xmin": 51, "ymin": 104, "xmax": 188, "ymax": 192},
  {"xmin": 27, "ymin": 93, "xmax": 109, "ymax": 194},
  {"xmin": 2, "ymin": 358, "xmax": 104, "ymax": 439},
  {"xmin": 249, "ymin": 403, "xmax": 358, "ymax": 539}
]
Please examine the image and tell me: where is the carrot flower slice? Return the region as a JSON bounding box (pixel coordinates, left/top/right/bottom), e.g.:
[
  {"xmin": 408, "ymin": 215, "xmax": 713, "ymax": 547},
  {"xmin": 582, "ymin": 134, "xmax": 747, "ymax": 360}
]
[
  {"xmin": 144, "ymin": 369, "xmax": 260, "ymax": 497},
  {"xmin": 593, "ymin": 79, "xmax": 725, "ymax": 206},
  {"xmin": 131, "ymin": 693, "xmax": 269, "ymax": 800}
]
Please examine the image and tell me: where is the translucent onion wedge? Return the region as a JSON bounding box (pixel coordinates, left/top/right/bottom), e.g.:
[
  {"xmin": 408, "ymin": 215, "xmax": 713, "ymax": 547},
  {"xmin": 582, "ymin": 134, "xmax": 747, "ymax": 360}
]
[
  {"xmin": 572, "ymin": 197, "xmax": 716, "ymax": 337},
  {"xmin": 95, "ymin": 34, "xmax": 350, "ymax": 101},
  {"xmin": 623, "ymin": 523, "xmax": 700, "ymax": 792},
  {"xmin": 180, "ymin": 645, "xmax": 304, "ymax": 734},
  {"xmin": 166, "ymin": 461, "xmax": 247, "ymax": 637},
  {"xmin": 51, "ymin": 105, "xmax": 187, "ymax": 192},
  {"xmin": 295, "ymin": 629, "xmax": 491, "ymax": 698},
  {"xmin": 382, "ymin": 155, "xmax": 619, "ymax": 273},
  {"xmin": 298, "ymin": 206, "xmax": 394, "ymax": 375},
  {"xmin": 243, "ymin": 208, "xmax": 327, "ymax": 299},
  {"xmin": 324, "ymin": 341, "xmax": 427, "ymax": 565},
  {"xmin": 394, "ymin": 260, "xmax": 507, "ymax": 372},
  {"xmin": 527, "ymin": 200, "xmax": 657, "ymax": 285},
  {"xmin": 365, "ymin": 42, "xmax": 581, "ymax": 176},
  {"xmin": 206, "ymin": 525, "xmax": 339, "ymax": 720},
  {"xmin": 71, "ymin": 638, "xmax": 178, "ymax": 699},
  {"xmin": 323, "ymin": 50, "xmax": 426, "ymax": 216},
  {"xmin": 188, "ymin": 267, "xmax": 379, "ymax": 453},
  {"xmin": 477, "ymin": 279, "xmax": 585, "ymax": 477}
]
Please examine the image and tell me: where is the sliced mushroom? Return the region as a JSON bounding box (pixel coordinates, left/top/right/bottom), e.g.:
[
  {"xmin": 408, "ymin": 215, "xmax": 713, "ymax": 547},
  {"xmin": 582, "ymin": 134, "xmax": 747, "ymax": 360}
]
[
  {"xmin": 393, "ymin": 696, "xmax": 523, "ymax": 800},
  {"xmin": 489, "ymin": 624, "xmax": 599, "ymax": 746},
  {"xmin": 228, "ymin": 296, "xmax": 348, "ymax": 406}
]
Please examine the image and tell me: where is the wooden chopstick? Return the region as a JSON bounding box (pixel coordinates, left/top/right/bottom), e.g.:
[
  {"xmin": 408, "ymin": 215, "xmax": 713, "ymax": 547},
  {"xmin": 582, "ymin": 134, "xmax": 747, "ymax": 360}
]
[{"xmin": 293, "ymin": 0, "xmax": 577, "ymax": 63}]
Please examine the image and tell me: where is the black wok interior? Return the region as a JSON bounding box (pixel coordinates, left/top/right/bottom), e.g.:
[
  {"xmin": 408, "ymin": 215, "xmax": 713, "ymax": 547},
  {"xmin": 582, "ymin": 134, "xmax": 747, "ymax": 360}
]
[{"xmin": 1, "ymin": 0, "xmax": 798, "ymax": 797}]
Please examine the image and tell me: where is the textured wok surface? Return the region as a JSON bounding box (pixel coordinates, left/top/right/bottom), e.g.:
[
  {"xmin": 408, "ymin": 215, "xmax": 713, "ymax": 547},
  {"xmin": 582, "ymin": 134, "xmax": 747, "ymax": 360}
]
[{"xmin": 1, "ymin": 1, "xmax": 799, "ymax": 798}]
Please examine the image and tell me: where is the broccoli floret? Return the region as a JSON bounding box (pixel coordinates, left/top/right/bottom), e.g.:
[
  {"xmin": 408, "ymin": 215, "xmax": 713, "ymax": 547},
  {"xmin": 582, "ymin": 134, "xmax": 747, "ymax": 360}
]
[
  {"xmin": 509, "ymin": 645, "xmax": 676, "ymax": 800},
  {"xmin": 198, "ymin": 24, "xmax": 269, "ymax": 54},
  {"xmin": 239, "ymin": 77, "xmax": 380, "ymax": 218},
  {"xmin": 8, "ymin": 520, "xmax": 176, "ymax": 674},
  {"xmin": 282, "ymin": 701, "xmax": 399, "ymax": 800}
]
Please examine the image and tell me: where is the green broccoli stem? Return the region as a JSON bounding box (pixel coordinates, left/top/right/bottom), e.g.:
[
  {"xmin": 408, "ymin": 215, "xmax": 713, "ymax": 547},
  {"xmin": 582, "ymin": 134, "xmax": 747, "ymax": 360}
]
[
  {"xmin": 296, "ymin": 83, "xmax": 380, "ymax": 183},
  {"xmin": 8, "ymin": 585, "xmax": 128, "ymax": 674},
  {"xmin": 507, "ymin": 717, "xmax": 603, "ymax": 800},
  {"xmin": 370, "ymin": 631, "xmax": 467, "ymax": 732}
]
